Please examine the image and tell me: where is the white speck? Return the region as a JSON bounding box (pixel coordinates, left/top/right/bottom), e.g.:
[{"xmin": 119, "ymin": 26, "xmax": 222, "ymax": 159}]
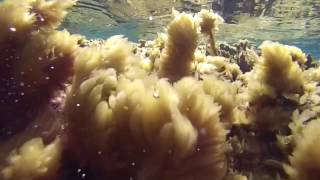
[
  {"xmin": 14, "ymin": 99, "xmax": 19, "ymax": 103},
  {"xmin": 45, "ymin": 76, "xmax": 50, "ymax": 80},
  {"xmin": 153, "ymin": 91, "xmax": 159, "ymax": 98},
  {"xmin": 196, "ymin": 147, "xmax": 201, "ymax": 152},
  {"xmin": 131, "ymin": 162, "xmax": 136, "ymax": 166},
  {"xmin": 142, "ymin": 148, "xmax": 146, "ymax": 153},
  {"xmin": 77, "ymin": 168, "xmax": 82, "ymax": 173},
  {"xmin": 34, "ymin": 124, "xmax": 39, "ymax": 128},
  {"xmin": 50, "ymin": 66, "xmax": 55, "ymax": 70},
  {"xmin": 76, "ymin": 103, "xmax": 80, "ymax": 107},
  {"xmin": 89, "ymin": 18, "xmax": 93, "ymax": 22},
  {"xmin": 81, "ymin": 173, "xmax": 86, "ymax": 178},
  {"xmin": 9, "ymin": 27, "xmax": 16, "ymax": 32},
  {"xmin": 149, "ymin": 16, "xmax": 153, "ymax": 21},
  {"xmin": 20, "ymin": 92, "xmax": 25, "ymax": 96},
  {"xmin": 129, "ymin": 177, "xmax": 133, "ymax": 180},
  {"xmin": 40, "ymin": 17, "xmax": 45, "ymax": 22},
  {"xmin": 98, "ymin": 151, "xmax": 102, "ymax": 155}
]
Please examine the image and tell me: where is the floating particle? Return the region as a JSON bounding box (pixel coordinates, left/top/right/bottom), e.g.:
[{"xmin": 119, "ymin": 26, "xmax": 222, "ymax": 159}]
[{"xmin": 9, "ymin": 27, "xmax": 16, "ymax": 32}]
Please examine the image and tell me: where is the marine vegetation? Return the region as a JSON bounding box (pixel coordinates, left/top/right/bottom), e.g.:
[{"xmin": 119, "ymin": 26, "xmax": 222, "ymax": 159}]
[{"xmin": 0, "ymin": 0, "xmax": 320, "ymax": 180}]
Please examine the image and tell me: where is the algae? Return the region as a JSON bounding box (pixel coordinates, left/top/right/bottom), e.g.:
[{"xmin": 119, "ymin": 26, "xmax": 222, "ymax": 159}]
[{"xmin": 0, "ymin": 0, "xmax": 320, "ymax": 180}]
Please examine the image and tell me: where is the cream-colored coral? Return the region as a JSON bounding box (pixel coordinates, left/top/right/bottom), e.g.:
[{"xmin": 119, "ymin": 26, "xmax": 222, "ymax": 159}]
[
  {"xmin": 159, "ymin": 9, "xmax": 199, "ymax": 81},
  {"xmin": 73, "ymin": 35, "xmax": 135, "ymax": 80},
  {"xmin": 66, "ymin": 71, "xmax": 227, "ymax": 179},
  {"xmin": 285, "ymin": 45, "xmax": 307, "ymax": 65},
  {"xmin": 0, "ymin": 0, "xmax": 76, "ymax": 44},
  {"xmin": 0, "ymin": 0, "xmax": 34, "ymax": 44},
  {"xmin": 202, "ymin": 75, "xmax": 247, "ymax": 124},
  {"xmin": 304, "ymin": 66, "xmax": 320, "ymax": 82},
  {"xmin": 29, "ymin": 0, "xmax": 77, "ymax": 29},
  {"xmin": 196, "ymin": 9, "xmax": 223, "ymax": 35},
  {"xmin": 247, "ymin": 41, "xmax": 305, "ymax": 104},
  {"xmin": 1, "ymin": 137, "xmax": 62, "ymax": 180},
  {"xmin": 102, "ymin": 35, "xmax": 135, "ymax": 73},
  {"xmin": 13, "ymin": 30, "xmax": 80, "ymax": 91},
  {"xmin": 196, "ymin": 9, "xmax": 224, "ymax": 56},
  {"xmin": 204, "ymin": 56, "xmax": 242, "ymax": 80},
  {"xmin": 0, "ymin": 0, "xmax": 79, "ymax": 95},
  {"xmin": 284, "ymin": 120, "xmax": 320, "ymax": 180},
  {"xmin": 257, "ymin": 41, "xmax": 304, "ymax": 95}
]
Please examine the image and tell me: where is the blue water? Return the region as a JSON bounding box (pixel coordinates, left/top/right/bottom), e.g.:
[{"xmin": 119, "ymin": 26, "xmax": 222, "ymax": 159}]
[
  {"xmin": 65, "ymin": 22, "xmax": 320, "ymax": 60},
  {"xmin": 281, "ymin": 38, "xmax": 320, "ymax": 60},
  {"xmin": 63, "ymin": 22, "xmax": 140, "ymax": 42},
  {"xmin": 72, "ymin": 22, "xmax": 320, "ymax": 60}
]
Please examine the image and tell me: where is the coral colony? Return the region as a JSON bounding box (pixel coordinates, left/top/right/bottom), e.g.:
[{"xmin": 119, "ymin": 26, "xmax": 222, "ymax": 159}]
[{"xmin": 0, "ymin": 0, "xmax": 320, "ymax": 180}]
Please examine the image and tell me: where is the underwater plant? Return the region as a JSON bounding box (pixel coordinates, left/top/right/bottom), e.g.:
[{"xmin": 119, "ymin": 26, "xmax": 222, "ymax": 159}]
[
  {"xmin": 2, "ymin": 138, "xmax": 62, "ymax": 180},
  {"xmin": 0, "ymin": 0, "xmax": 320, "ymax": 180},
  {"xmin": 0, "ymin": 0, "xmax": 79, "ymax": 139},
  {"xmin": 158, "ymin": 9, "xmax": 199, "ymax": 82},
  {"xmin": 284, "ymin": 120, "xmax": 320, "ymax": 180}
]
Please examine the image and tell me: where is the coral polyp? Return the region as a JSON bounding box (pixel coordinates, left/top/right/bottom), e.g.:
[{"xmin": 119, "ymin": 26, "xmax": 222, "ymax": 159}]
[{"xmin": 0, "ymin": 0, "xmax": 319, "ymax": 180}]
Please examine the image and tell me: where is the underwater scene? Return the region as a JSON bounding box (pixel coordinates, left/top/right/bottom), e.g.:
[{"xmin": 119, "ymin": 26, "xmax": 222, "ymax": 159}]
[{"xmin": 0, "ymin": 0, "xmax": 320, "ymax": 180}]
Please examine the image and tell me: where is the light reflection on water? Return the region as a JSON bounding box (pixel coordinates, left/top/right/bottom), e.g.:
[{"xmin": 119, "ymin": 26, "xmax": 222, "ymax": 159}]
[{"xmin": 62, "ymin": 0, "xmax": 320, "ymax": 59}]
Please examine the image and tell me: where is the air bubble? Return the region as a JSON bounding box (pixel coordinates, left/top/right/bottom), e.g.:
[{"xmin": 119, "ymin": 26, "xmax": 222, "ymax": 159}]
[
  {"xmin": 81, "ymin": 173, "xmax": 86, "ymax": 179},
  {"xmin": 153, "ymin": 91, "xmax": 159, "ymax": 98},
  {"xmin": 9, "ymin": 27, "xmax": 16, "ymax": 32}
]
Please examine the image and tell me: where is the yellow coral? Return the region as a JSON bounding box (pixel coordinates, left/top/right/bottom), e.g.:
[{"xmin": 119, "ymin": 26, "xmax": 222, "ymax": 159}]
[
  {"xmin": 0, "ymin": 0, "xmax": 76, "ymax": 44},
  {"xmin": 13, "ymin": 30, "xmax": 80, "ymax": 92},
  {"xmin": 257, "ymin": 41, "xmax": 304, "ymax": 95},
  {"xmin": 0, "ymin": 0, "xmax": 79, "ymax": 94},
  {"xmin": 0, "ymin": 0, "xmax": 35, "ymax": 44},
  {"xmin": 247, "ymin": 41, "xmax": 305, "ymax": 104},
  {"xmin": 1, "ymin": 137, "xmax": 62, "ymax": 180},
  {"xmin": 285, "ymin": 45, "xmax": 307, "ymax": 65},
  {"xmin": 29, "ymin": 0, "xmax": 77, "ymax": 29},
  {"xmin": 206, "ymin": 56, "xmax": 242, "ymax": 80},
  {"xmin": 159, "ymin": 9, "xmax": 199, "ymax": 81},
  {"xmin": 284, "ymin": 120, "xmax": 320, "ymax": 180},
  {"xmin": 196, "ymin": 9, "xmax": 224, "ymax": 55},
  {"xmin": 197, "ymin": 9, "xmax": 223, "ymax": 34},
  {"xmin": 202, "ymin": 75, "xmax": 247, "ymax": 124},
  {"xmin": 66, "ymin": 71, "xmax": 227, "ymax": 179},
  {"xmin": 102, "ymin": 35, "xmax": 135, "ymax": 73},
  {"xmin": 73, "ymin": 35, "xmax": 134, "ymax": 81}
]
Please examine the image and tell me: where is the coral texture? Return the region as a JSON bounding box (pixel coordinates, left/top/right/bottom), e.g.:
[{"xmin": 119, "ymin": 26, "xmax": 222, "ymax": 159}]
[
  {"xmin": 284, "ymin": 120, "xmax": 320, "ymax": 180},
  {"xmin": 159, "ymin": 9, "xmax": 199, "ymax": 81},
  {"xmin": 2, "ymin": 138, "xmax": 62, "ymax": 180},
  {"xmin": 0, "ymin": 0, "xmax": 79, "ymax": 138},
  {"xmin": 1, "ymin": 0, "xmax": 320, "ymax": 180}
]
